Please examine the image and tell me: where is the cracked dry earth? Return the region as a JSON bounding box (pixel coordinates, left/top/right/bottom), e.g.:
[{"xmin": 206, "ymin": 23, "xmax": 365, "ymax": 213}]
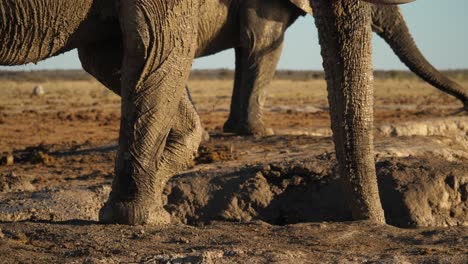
[{"xmin": 0, "ymin": 76, "xmax": 467, "ymax": 263}]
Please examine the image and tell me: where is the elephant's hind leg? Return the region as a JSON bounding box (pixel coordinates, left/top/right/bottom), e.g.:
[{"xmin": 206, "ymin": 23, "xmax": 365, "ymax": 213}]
[
  {"xmin": 154, "ymin": 90, "xmax": 203, "ymax": 200},
  {"xmin": 78, "ymin": 40, "xmax": 123, "ymax": 95},
  {"xmin": 223, "ymin": 46, "xmax": 281, "ymax": 136},
  {"xmin": 99, "ymin": 0, "xmax": 198, "ymax": 225},
  {"xmin": 100, "ymin": 90, "xmax": 203, "ymax": 224},
  {"xmin": 79, "ymin": 41, "xmax": 202, "ymax": 224}
]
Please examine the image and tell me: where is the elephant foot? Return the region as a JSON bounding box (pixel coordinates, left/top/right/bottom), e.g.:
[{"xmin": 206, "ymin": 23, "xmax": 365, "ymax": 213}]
[
  {"xmin": 99, "ymin": 198, "xmax": 171, "ymax": 225},
  {"xmin": 223, "ymin": 120, "xmax": 274, "ymax": 136}
]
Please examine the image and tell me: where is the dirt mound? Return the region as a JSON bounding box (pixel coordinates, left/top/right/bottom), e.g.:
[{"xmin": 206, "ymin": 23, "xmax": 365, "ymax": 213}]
[
  {"xmin": 377, "ymin": 158, "xmax": 467, "ymax": 227},
  {"xmin": 165, "ymin": 156, "xmax": 467, "ymax": 227},
  {"xmin": 0, "ymin": 171, "xmax": 35, "ymax": 193},
  {"xmin": 0, "ymin": 185, "xmax": 109, "ymax": 222},
  {"xmin": 1, "ymin": 154, "xmax": 465, "ymax": 227}
]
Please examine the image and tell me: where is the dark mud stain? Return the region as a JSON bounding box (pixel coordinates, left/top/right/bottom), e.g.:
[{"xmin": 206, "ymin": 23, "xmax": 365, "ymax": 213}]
[{"xmin": 195, "ymin": 143, "xmax": 238, "ymax": 164}]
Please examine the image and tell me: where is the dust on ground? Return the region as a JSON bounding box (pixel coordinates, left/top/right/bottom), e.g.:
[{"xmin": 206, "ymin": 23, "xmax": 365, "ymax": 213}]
[{"xmin": 0, "ymin": 75, "xmax": 467, "ymax": 263}]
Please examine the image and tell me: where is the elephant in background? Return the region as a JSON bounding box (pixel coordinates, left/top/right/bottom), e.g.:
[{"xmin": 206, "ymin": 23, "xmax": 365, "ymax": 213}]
[
  {"xmin": 1, "ymin": 0, "xmax": 413, "ymax": 224},
  {"xmin": 222, "ymin": 3, "xmax": 468, "ymax": 136},
  {"xmin": 81, "ymin": 0, "xmax": 468, "ymax": 139}
]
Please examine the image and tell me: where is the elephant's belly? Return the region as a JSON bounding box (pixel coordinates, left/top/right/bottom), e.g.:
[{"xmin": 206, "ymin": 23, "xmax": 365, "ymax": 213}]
[
  {"xmin": 0, "ymin": 0, "xmax": 118, "ymax": 66},
  {"xmin": 195, "ymin": 32, "xmax": 236, "ymax": 58},
  {"xmin": 194, "ymin": 0, "xmax": 238, "ymax": 58}
]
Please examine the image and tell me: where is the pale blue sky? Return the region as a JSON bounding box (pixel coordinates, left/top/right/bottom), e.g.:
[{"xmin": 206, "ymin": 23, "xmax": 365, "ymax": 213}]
[{"xmin": 2, "ymin": 0, "xmax": 467, "ymax": 71}]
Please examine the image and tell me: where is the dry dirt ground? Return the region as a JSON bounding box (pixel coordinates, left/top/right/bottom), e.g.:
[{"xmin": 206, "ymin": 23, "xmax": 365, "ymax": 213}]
[{"xmin": 0, "ymin": 75, "xmax": 467, "ymax": 263}]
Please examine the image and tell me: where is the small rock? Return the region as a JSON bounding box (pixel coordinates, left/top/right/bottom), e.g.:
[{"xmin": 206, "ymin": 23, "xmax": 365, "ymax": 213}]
[{"xmin": 32, "ymin": 85, "xmax": 45, "ymax": 97}]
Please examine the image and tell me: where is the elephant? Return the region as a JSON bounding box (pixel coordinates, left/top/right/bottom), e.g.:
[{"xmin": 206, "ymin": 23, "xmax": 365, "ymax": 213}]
[
  {"xmin": 79, "ymin": 1, "xmax": 468, "ymax": 138},
  {"xmin": 0, "ymin": 0, "xmax": 413, "ymax": 224},
  {"xmin": 222, "ymin": 4, "xmax": 468, "ymax": 136}
]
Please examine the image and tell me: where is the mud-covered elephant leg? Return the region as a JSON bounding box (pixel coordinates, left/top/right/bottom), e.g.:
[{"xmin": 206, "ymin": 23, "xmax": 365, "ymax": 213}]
[
  {"xmin": 223, "ymin": 0, "xmax": 301, "ymax": 136},
  {"xmin": 312, "ymin": 0, "xmax": 385, "ymax": 222},
  {"xmin": 157, "ymin": 90, "xmax": 203, "ymax": 200},
  {"xmin": 80, "ymin": 43, "xmax": 203, "ymax": 223},
  {"xmin": 99, "ymin": 0, "xmax": 198, "ymax": 225},
  {"xmin": 372, "ymin": 5, "xmax": 468, "ymax": 110},
  {"xmin": 223, "ymin": 45, "xmax": 282, "ymax": 136}
]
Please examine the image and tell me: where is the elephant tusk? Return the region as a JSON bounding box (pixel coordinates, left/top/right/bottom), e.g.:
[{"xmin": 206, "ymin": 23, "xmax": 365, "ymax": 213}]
[{"xmin": 363, "ymin": 0, "xmax": 415, "ymax": 5}]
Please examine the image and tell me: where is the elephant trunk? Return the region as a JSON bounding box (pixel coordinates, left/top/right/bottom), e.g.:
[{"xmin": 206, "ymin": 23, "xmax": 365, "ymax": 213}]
[{"xmin": 372, "ymin": 5, "xmax": 468, "ymax": 109}]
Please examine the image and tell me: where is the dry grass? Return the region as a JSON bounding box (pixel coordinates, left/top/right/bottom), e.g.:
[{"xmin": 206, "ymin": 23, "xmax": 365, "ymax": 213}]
[
  {"xmin": 1, "ymin": 76, "xmax": 466, "ymax": 114},
  {"xmin": 0, "ymin": 80, "xmax": 119, "ymax": 113},
  {"xmin": 188, "ymin": 77, "xmax": 466, "ymax": 109}
]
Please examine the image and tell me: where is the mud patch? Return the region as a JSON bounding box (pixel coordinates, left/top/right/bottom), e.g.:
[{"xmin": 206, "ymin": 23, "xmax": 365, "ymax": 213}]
[
  {"xmin": 195, "ymin": 143, "xmax": 238, "ymax": 164},
  {"xmin": 7, "ymin": 144, "xmax": 58, "ymax": 165},
  {"xmin": 56, "ymin": 109, "xmax": 119, "ymax": 124}
]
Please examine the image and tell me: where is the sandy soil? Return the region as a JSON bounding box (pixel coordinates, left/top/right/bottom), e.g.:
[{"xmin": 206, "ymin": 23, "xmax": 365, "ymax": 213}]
[{"xmin": 0, "ymin": 76, "xmax": 467, "ymax": 263}]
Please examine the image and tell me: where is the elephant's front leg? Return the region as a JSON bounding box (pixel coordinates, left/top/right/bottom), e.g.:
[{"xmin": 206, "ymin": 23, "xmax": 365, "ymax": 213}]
[
  {"xmin": 223, "ymin": 44, "xmax": 283, "ymax": 136},
  {"xmin": 99, "ymin": 0, "xmax": 197, "ymax": 225},
  {"xmin": 311, "ymin": 0, "xmax": 385, "ymax": 223}
]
